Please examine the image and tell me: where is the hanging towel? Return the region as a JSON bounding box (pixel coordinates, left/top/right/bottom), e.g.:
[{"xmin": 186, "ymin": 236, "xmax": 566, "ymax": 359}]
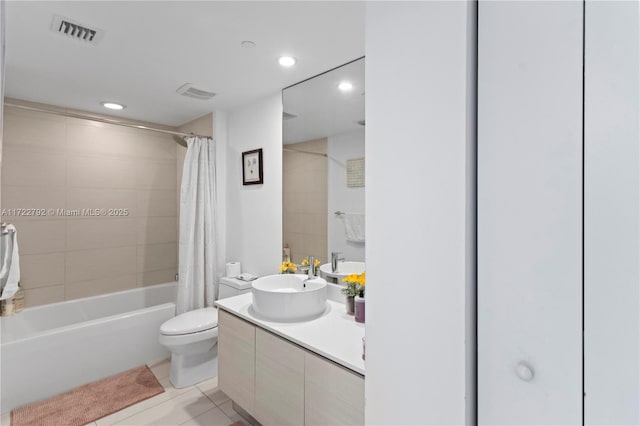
[
  {"xmin": 0, "ymin": 225, "xmax": 21, "ymax": 300},
  {"xmin": 342, "ymin": 213, "xmax": 365, "ymax": 243}
]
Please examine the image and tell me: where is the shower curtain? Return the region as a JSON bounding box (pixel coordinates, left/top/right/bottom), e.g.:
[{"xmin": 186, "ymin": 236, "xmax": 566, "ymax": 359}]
[{"xmin": 177, "ymin": 136, "xmax": 219, "ymax": 315}]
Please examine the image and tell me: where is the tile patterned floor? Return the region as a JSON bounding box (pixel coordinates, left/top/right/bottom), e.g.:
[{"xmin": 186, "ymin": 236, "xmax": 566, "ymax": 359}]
[{"xmin": 1, "ymin": 360, "xmax": 250, "ymax": 426}]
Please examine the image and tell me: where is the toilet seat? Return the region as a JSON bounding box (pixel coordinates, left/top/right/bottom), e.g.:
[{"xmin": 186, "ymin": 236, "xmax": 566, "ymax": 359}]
[{"xmin": 160, "ymin": 307, "xmax": 218, "ymax": 336}]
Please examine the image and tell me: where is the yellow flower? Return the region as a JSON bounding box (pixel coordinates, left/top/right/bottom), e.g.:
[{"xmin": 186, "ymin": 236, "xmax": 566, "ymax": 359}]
[
  {"xmin": 314, "ymin": 259, "xmax": 321, "ymax": 267},
  {"xmin": 301, "ymin": 259, "xmax": 309, "ymax": 266},
  {"xmin": 279, "ymin": 261, "xmax": 298, "ymax": 273},
  {"xmin": 342, "ymin": 271, "xmax": 366, "ymax": 286}
]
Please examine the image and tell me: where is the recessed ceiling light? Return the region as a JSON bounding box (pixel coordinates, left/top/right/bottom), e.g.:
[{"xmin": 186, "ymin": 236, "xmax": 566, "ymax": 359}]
[
  {"xmin": 338, "ymin": 81, "xmax": 353, "ymax": 91},
  {"xmin": 101, "ymin": 102, "xmax": 125, "ymax": 110},
  {"xmin": 278, "ymin": 56, "xmax": 296, "ymax": 67},
  {"xmin": 241, "ymin": 40, "xmax": 256, "ymax": 48}
]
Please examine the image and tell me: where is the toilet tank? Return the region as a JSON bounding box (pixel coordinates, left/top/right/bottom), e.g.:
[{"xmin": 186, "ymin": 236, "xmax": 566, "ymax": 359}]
[{"xmin": 218, "ymin": 277, "xmax": 253, "ymax": 300}]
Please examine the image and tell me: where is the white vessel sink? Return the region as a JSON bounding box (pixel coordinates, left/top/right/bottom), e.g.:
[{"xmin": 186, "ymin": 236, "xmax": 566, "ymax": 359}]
[
  {"xmin": 251, "ymin": 274, "xmax": 327, "ymax": 322},
  {"xmin": 319, "ymin": 261, "xmax": 365, "ymax": 281}
]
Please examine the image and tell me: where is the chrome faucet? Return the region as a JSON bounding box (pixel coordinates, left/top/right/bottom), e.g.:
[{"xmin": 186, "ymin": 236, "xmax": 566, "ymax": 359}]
[
  {"xmin": 307, "ymin": 256, "xmax": 317, "ymax": 279},
  {"xmin": 331, "ymin": 252, "xmax": 345, "ymax": 273}
]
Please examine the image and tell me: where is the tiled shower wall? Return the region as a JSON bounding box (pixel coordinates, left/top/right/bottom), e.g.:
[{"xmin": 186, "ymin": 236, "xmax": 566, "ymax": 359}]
[
  {"xmin": 283, "ymin": 138, "xmax": 328, "ymax": 265},
  {"xmin": 1, "ymin": 104, "xmax": 178, "ymax": 307}
]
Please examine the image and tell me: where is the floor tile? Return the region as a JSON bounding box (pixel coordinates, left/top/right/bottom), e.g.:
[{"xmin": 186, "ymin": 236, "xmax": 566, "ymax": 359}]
[
  {"xmin": 228, "ymin": 413, "xmax": 251, "ymax": 426},
  {"xmin": 0, "ymin": 412, "xmax": 10, "ymax": 426},
  {"xmin": 148, "ymin": 359, "xmax": 171, "ymax": 380},
  {"xmin": 196, "ymin": 376, "xmax": 230, "ymax": 407},
  {"xmin": 112, "ymin": 388, "xmax": 215, "ymax": 426},
  {"xmin": 199, "ymin": 378, "xmax": 230, "ymax": 407},
  {"xmin": 217, "ymin": 400, "xmax": 237, "ymax": 418},
  {"xmin": 194, "ymin": 376, "xmax": 219, "ymax": 394},
  {"xmin": 96, "ymin": 377, "xmax": 193, "ymax": 425},
  {"xmin": 179, "ymin": 407, "xmax": 233, "ymax": 426}
]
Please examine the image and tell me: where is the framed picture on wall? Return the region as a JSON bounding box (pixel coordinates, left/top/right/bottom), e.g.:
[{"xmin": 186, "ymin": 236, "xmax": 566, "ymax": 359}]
[{"xmin": 242, "ymin": 148, "xmax": 263, "ymax": 185}]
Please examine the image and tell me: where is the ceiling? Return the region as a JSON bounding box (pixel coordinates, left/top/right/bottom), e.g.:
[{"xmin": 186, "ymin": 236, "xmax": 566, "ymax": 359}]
[
  {"xmin": 4, "ymin": 1, "xmax": 365, "ymax": 127},
  {"xmin": 283, "ymin": 57, "xmax": 364, "ymax": 144}
]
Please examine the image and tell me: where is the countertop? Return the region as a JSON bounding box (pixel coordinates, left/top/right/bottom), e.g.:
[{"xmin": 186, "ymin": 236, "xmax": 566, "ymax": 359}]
[{"xmin": 215, "ymin": 292, "xmax": 365, "ymax": 376}]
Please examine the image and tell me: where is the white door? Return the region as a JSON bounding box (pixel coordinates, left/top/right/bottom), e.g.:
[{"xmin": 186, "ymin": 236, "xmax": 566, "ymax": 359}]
[
  {"xmin": 478, "ymin": 1, "xmax": 583, "ymax": 424},
  {"xmin": 584, "ymin": 1, "xmax": 640, "ymax": 424}
]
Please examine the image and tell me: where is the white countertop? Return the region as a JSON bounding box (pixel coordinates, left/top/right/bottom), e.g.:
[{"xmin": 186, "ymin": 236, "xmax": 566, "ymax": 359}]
[{"xmin": 215, "ymin": 292, "xmax": 365, "ymax": 376}]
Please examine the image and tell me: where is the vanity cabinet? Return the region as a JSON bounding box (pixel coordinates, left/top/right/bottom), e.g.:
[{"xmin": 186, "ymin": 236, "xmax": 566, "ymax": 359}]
[
  {"xmin": 305, "ymin": 352, "xmax": 365, "ymax": 426},
  {"xmin": 255, "ymin": 328, "xmax": 305, "ymax": 425},
  {"xmin": 218, "ymin": 310, "xmax": 365, "ymax": 426},
  {"xmin": 218, "ymin": 310, "xmax": 256, "ymax": 414}
]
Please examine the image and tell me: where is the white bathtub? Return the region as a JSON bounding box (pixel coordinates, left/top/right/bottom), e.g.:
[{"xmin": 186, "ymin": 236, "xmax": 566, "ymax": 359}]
[{"xmin": 0, "ymin": 282, "xmax": 177, "ymax": 413}]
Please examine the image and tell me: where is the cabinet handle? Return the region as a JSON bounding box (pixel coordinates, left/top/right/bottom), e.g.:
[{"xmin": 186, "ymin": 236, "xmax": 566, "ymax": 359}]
[{"xmin": 515, "ymin": 362, "xmax": 534, "ymax": 382}]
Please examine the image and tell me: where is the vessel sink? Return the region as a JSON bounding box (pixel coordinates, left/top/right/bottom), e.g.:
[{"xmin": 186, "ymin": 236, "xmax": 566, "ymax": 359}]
[
  {"xmin": 319, "ymin": 261, "xmax": 365, "ymax": 281},
  {"xmin": 251, "ymin": 274, "xmax": 327, "ymax": 322}
]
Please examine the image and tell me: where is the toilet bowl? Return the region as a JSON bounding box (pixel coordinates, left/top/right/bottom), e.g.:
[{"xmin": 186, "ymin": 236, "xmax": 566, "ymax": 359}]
[
  {"xmin": 159, "ymin": 277, "xmax": 253, "ymax": 388},
  {"xmin": 159, "ymin": 307, "xmax": 219, "ymax": 388}
]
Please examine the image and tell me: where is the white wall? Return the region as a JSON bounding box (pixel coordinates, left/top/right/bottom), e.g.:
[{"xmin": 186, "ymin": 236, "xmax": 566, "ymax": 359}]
[
  {"xmin": 365, "ymin": 2, "xmax": 476, "ymax": 424},
  {"xmin": 226, "ymin": 94, "xmax": 282, "ymax": 277},
  {"xmin": 327, "ymin": 128, "xmax": 365, "ymax": 262},
  {"xmin": 478, "ymin": 2, "xmax": 583, "ymax": 424},
  {"xmin": 585, "ymin": 1, "xmax": 639, "ymax": 424}
]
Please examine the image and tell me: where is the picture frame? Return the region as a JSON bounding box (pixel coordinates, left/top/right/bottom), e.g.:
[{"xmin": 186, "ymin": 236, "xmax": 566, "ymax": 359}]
[{"xmin": 242, "ymin": 148, "xmax": 264, "ymax": 185}]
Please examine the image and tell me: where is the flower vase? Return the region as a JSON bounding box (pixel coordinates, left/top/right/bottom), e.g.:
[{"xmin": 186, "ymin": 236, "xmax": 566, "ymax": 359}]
[
  {"xmin": 354, "ymin": 295, "xmax": 365, "ymax": 323},
  {"xmin": 346, "ymin": 295, "xmax": 355, "ymax": 315}
]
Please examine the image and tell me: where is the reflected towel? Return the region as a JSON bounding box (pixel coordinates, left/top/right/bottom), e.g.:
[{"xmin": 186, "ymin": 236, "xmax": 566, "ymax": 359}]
[
  {"xmin": 342, "ymin": 213, "xmax": 365, "ymax": 243},
  {"xmin": 0, "ymin": 225, "xmax": 21, "ymax": 300}
]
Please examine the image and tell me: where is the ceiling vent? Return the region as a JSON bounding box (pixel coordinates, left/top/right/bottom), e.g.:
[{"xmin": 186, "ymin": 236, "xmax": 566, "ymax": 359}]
[
  {"xmin": 176, "ymin": 83, "xmax": 217, "ymax": 100},
  {"xmin": 51, "ymin": 15, "xmax": 103, "ymax": 44},
  {"xmin": 283, "ymin": 112, "xmax": 298, "ymax": 121}
]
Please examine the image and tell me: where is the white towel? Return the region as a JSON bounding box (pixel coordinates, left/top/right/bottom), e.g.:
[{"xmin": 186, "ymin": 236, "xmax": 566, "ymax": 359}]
[
  {"xmin": 0, "ymin": 225, "xmax": 21, "ymax": 300},
  {"xmin": 342, "ymin": 213, "xmax": 365, "ymax": 243}
]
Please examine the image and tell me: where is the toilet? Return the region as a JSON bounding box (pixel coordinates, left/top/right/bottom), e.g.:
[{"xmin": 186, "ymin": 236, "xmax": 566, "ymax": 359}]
[{"xmin": 159, "ymin": 276, "xmax": 253, "ymax": 388}]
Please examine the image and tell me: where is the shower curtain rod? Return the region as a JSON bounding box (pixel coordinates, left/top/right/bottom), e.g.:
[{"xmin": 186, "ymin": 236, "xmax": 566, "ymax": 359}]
[
  {"xmin": 283, "ymin": 147, "xmax": 327, "ymax": 157},
  {"xmin": 3, "ymin": 102, "xmax": 212, "ymax": 140}
]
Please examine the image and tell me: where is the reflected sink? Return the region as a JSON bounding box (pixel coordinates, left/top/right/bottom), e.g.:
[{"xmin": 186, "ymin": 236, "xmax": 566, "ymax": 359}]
[
  {"xmin": 319, "ymin": 261, "xmax": 365, "ymax": 281},
  {"xmin": 251, "ymin": 274, "xmax": 327, "ymax": 322}
]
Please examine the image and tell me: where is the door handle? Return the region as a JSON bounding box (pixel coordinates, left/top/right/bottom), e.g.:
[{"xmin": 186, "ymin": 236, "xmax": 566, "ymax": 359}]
[{"xmin": 515, "ymin": 362, "xmax": 534, "ymax": 382}]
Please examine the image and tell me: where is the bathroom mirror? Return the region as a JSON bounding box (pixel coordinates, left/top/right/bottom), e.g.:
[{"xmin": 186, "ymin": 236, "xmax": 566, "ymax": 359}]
[{"xmin": 282, "ymin": 57, "xmax": 365, "ymax": 266}]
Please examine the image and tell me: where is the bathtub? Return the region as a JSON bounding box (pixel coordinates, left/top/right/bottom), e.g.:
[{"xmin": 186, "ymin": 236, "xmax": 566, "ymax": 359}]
[{"xmin": 0, "ymin": 282, "xmax": 177, "ymax": 413}]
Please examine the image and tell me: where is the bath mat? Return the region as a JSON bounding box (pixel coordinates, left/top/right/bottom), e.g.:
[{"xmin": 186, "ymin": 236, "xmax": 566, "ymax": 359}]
[{"xmin": 11, "ymin": 365, "xmax": 164, "ymax": 426}]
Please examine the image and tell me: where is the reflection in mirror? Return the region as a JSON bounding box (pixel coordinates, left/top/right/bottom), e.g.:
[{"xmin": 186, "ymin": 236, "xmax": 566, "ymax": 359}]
[{"xmin": 282, "ymin": 58, "xmax": 365, "ymax": 273}]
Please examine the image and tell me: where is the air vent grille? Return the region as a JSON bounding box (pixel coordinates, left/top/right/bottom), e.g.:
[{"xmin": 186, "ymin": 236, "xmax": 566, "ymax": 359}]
[
  {"xmin": 51, "ymin": 15, "xmax": 103, "ymax": 44},
  {"xmin": 176, "ymin": 83, "xmax": 216, "ymax": 100}
]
